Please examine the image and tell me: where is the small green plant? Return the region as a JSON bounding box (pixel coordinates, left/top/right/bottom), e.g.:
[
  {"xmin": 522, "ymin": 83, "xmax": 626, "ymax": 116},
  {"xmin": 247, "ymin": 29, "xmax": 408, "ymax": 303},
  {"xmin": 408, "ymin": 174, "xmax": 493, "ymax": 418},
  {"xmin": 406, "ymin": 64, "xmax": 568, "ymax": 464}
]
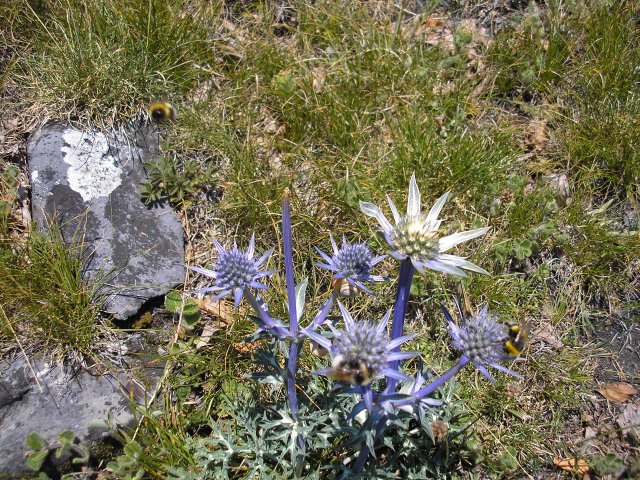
[
  {"xmin": 25, "ymin": 431, "xmax": 90, "ymax": 474},
  {"xmin": 164, "ymin": 290, "xmax": 201, "ymax": 330},
  {"xmin": 140, "ymin": 156, "xmax": 218, "ymax": 206},
  {"xmin": 107, "ymin": 440, "xmax": 146, "ymax": 480}
]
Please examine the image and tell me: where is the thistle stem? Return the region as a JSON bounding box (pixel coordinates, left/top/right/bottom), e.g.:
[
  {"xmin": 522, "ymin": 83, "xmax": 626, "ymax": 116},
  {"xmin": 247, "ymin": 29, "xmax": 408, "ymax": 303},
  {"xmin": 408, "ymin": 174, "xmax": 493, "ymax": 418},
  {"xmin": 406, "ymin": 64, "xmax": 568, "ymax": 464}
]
[
  {"xmin": 353, "ymin": 416, "xmax": 385, "ymax": 473},
  {"xmin": 287, "ymin": 341, "xmax": 301, "ymax": 416},
  {"xmin": 308, "ymin": 290, "xmax": 339, "ymax": 331},
  {"xmin": 386, "ymin": 258, "xmax": 415, "ymax": 392},
  {"xmin": 394, "ymin": 356, "xmax": 470, "ymax": 408},
  {"xmin": 243, "ymin": 290, "xmax": 289, "ymax": 338},
  {"xmin": 281, "ymin": 194, "xmax": 303, "ymax": 430},
  {"xmin": 282, "ymin": 196, "xmax": 298, "ymax": 334}
]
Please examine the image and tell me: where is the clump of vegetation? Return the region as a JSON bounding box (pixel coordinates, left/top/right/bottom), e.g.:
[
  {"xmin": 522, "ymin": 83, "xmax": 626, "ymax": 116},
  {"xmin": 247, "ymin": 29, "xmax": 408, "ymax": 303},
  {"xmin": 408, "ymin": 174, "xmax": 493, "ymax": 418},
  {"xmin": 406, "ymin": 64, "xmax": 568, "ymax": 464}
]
[
  {"xmin": 0, "ymin": 163, "xmax": 21, "ymax": 247},
  {"xmin": 1, "ymin": 161, "xmax": 101, "ymax": 355},
  {"xmin": 140, "ymin": 155, "xmax": 219, "ymax": 207},
  {"xmin": 487, "ymin": 0, "xmax": 640, "ymax": 200},
  {"xmin": 0, "ymin": 219, "xmax": 101, "ymax": 355},
  {"xmin": 25, "ymin": 431, "xmax": 90, "ymax": 475},
  {"xmin": 14, "ymin": 0, "xmax": 219, "ymax": 125}
]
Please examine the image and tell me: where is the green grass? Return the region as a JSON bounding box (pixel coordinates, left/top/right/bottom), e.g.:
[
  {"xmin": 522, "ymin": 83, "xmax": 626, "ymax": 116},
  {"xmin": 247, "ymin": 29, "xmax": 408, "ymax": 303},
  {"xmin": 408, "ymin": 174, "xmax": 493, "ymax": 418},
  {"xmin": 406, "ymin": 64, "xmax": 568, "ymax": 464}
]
[
  {"xmin": 2, "ymin": 0, "xmax": 639, "ymax": 477},
  {"xmin": 0, "ymin": 219, "xmax": 102, "ymax": 355},
  {"xmin": 487, "ymin": 0, "xmax": 640, "ymax": 201},
  {"xmin": 11, "ymin": 0, "xmax": 220, "ymax": 125}
]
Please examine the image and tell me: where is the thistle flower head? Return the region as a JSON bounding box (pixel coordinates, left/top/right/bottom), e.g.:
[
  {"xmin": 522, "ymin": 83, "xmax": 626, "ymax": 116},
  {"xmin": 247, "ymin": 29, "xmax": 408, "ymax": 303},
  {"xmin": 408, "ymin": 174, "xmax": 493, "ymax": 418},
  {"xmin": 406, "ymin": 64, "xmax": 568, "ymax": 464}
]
[
  {"xmin": 359, "ymin": 173, "xmax": 490, "ymax": 277},
  {"xmin": 316, "ymin": 235, "xmax": 386, "ymax": 295},
  {"xmin": 393, "ymin": 367, "xmax": 444, "ymax": 413},
  {"xmin": 305, "ymin": 304, "xmax": 418, "ymax": 387},
  {"xmin": 188, "ymin": 234, "xmax": 276, "ymax": 308},
  {"xmin": 443, "ymin": 304, "xmax": 522, "ymax": 383}
]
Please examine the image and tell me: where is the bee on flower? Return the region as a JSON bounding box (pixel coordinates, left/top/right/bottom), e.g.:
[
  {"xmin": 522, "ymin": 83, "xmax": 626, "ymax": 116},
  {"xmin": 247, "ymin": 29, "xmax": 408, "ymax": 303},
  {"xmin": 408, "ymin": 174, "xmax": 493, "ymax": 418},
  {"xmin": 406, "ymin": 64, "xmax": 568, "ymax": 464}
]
[
  {"xmin": 442, "ymin": 303, "xmax": 523, "ymax": 384},
  {"xmin": 304, "ymin": 303, "xmax": 419, "ymax": 410}
]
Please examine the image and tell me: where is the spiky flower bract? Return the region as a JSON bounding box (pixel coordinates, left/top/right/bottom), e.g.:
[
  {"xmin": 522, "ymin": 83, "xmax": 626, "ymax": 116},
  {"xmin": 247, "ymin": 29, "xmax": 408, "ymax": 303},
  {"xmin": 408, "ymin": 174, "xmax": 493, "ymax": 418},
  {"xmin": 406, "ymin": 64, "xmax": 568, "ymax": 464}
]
[
  {"xmin": 188, "ymin": 234, "xmax": 276, "ymax": 308},
  {"xmin": 359, "ymin": 173, "xmax": 490, "ymax": 277},
  {"xmin": 443, "ymin": 304, "xmax": 523, "ymax": 383},
  {"xmin": 316, "ymin": 234, "xmax": 387, "ymax": 295}
]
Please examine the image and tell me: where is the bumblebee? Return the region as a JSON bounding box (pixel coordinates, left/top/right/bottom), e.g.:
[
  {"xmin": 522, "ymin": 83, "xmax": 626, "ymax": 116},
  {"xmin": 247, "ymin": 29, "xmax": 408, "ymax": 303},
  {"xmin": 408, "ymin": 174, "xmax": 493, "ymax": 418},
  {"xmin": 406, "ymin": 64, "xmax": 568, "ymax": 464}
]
[
  {"xmin": 148, "ymin": 102, "xmax": 176, "ymax": 122},
  {"xmin": 504, "ymin": 321, "xmax": 531, "ymax": 357},
  {"xmin": 329, "ymin": 355, "xmax": 372, "ymax": 386}
]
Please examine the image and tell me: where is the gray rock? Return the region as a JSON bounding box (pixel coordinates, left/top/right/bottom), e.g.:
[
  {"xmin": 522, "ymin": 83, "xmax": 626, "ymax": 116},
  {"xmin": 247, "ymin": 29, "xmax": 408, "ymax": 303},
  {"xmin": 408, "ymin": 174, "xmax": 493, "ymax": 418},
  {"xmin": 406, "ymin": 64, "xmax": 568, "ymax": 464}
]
[
  {"xmin": 0, "ymin": 355, "xmax": 135, "ymax": 476},
  {"xmin": 27, "ymin": 122, "xmax": 185, "ymax": 320}
]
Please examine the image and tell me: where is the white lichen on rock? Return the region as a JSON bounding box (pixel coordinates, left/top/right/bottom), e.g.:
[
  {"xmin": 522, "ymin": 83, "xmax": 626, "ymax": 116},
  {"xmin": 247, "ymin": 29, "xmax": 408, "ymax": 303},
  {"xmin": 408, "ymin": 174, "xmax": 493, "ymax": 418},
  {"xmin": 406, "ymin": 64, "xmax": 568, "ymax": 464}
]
[{"xmin": 61, "ymin": 128, "xmax": 122, "ymax": 202}]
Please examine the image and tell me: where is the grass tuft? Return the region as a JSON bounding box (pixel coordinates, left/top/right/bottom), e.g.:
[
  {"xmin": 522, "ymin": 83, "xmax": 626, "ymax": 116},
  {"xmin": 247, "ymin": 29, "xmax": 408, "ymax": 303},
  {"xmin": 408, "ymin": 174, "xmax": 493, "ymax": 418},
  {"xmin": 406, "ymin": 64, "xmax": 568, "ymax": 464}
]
[
  {"xmin": 15, "ymin": 0, "xmax": 220, "ymax": 126},
  {"xmin": 0, "ymin": 218, "xmax": 102, "ymax": 355}
]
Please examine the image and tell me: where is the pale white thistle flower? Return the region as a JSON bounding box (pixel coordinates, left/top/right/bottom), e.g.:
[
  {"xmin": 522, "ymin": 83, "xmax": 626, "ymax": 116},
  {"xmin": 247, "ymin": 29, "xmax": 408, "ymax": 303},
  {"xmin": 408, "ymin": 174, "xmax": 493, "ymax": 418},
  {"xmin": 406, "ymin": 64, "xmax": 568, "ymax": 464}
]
[{"xmin": 359, "ymin": 173, "xmax": 490, "ymax": 277}]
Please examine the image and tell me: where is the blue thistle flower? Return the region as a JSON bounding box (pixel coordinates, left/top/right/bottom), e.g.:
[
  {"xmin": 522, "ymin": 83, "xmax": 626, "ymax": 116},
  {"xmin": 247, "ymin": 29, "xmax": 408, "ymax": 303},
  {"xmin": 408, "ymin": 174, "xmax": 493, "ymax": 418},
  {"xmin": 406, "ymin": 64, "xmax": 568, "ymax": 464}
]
[
  {"xmin": 443, "ymin": 304, "xmax": 523, "ymax": 383},
  {"xmin": 359, "ymin": 173, "xmax": 490, "ymax": 277},
  {"xmin": 188, "ymin": 234, "xmax": 276, "ymax": 308},
  {"xmin": 316, "ymin": 235, "xmax": 387, "ymax": 295},
  {"xmin": 306, "ymin": 304, "xmax": 418, "ymax": 391}
]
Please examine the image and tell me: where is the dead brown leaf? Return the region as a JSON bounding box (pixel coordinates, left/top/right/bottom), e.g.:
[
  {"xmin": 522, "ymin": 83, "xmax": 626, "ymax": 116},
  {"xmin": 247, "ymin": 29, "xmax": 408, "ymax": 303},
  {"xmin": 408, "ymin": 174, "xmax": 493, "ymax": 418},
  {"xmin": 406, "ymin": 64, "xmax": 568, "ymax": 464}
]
[
  {"xmin": 458, "ymin": 18, "xmax": 490, "ymax": 45},
  {"xmin": 542, "ymin": 172, "xmax": 572, "ymax": 207},
  {"xmin": 195, "ymin": 320, "xmax": 220, "ymax": 349},
  {"xmin": 191, "ymin": 298, "xmax": 236, "ymax": 325},
  {"xmin": 425, "ymin": 16, "xmax": 445, "ymax": 28},
  {"xmin": 596, "ymin": 382, "xmax": 638, "ymax": 403},
  {"xmin": 311, "ymin": 67, "xmax": 326, "ymax": 93},
  {"xmin": 526, "ymin": 119, "xmax": 548, "ymax": 152},
  {"xmin": 532, "ymin": 322, "xmax": 563, "ymax": 349},
  {"xmin": 221, "ymin": 19, "xmax": 236, "ymax": 33},
  {"xmin": 617, "ymin": 400, "xmax": 640, "ymax": 442},
  {"xmin": 233, "ymin": 341, "xmax": 261, "ymax": 355},
  {"xmin": 553, "ymin": 457, "xmax": 590, "ymax": 477}
]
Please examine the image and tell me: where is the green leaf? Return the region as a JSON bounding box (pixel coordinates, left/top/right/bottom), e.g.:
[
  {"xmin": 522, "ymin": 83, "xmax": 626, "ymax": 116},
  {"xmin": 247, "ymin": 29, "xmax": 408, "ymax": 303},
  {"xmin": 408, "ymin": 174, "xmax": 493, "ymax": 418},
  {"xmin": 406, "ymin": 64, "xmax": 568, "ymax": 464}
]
[
  {"xmin": 294, "ymin": 278, "xmax": 308, "ymax": 323},
  {"xmin": 499, "ymin": 446, "xmax": 519, "ymax": 470},
  {"xmin": 55, "ymin": 442, "xmax": 71, "ymax": 458},
  {"xmin": 514, "ymin": 239, "xmax": 533, "ymax": 260},
  {"xmin": 25, "ymin": 432, "xmax": 46, "ymax": 451},
  {"xmin": 593, "ymin": 453, "xmax": 625, "ymax": 474},
  {"xmin": 182, "ymin": 311, "xmax": 201, "ymax": 328},
  {"xmin": 71, "ymin": 445, "xmax": 90, "ymax": 464},
  {"xmin": 0, "ymin": 200, "xmax": 11, "ymax": 216},
  {"xmin": 26, "ymin": 450, "xmax": 49, "ymax": 471},
  {"xmin": 274, "ymin": 72, "xmax": 297, "ymax": 97},
  {"xmin": 182, "ymin": 301, "xmax": 199, "ymax": 315},
  {"xmin": 1, "ymin": 164, "xmax": 20, "ymax": 186},
  {"xmin": 337, "ymin": 177, "xmax": 362, "ymax": 208},
  {"xmin": 57, "ymin": 430, "xmax": 75, "ymax": 445},
  {"xmin": 165, "ymin": 292, "xmax": 183, "ymax": 312}
]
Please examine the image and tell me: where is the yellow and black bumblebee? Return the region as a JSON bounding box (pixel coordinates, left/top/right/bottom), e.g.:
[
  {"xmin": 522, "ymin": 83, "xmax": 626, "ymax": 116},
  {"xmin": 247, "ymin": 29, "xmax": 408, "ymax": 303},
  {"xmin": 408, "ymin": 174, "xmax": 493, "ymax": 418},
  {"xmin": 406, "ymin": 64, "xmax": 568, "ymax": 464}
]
[
  {"xmin": 459, "ymin": 286, "xmax": 531, "ymax": 357},
  {"xmin": 148, "ymin": 101, "xmax": 176, "ymax": 122},
  {"xmin": 329, "ymin": 355, "xmax": 372, "ymax": 386},
  {"xmin": 504, "ymin": 321, "xmax": 531, "ymax": 357}
]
